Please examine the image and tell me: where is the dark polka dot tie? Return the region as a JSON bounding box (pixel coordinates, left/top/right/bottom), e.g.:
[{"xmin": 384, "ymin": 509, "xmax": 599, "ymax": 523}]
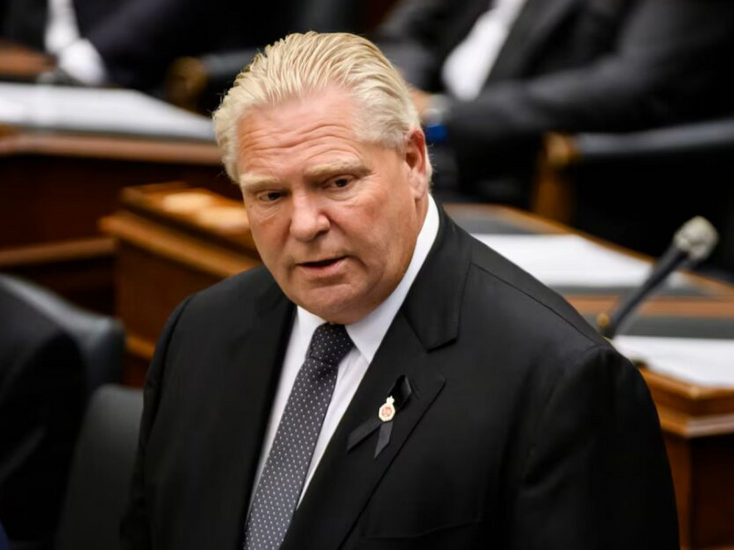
[{"xmin": 243, "ymin": 323, "xmax": 353, "ymax": 550}]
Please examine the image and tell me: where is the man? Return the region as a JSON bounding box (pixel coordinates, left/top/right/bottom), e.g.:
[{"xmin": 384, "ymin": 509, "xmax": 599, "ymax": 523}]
[
  {"xmin": 375, "ymin": 0, "xmax": 734, "ymax": 203},
  {"xmin": 121, "ymin": 32, "xmax": 678, "ymax": 549}
]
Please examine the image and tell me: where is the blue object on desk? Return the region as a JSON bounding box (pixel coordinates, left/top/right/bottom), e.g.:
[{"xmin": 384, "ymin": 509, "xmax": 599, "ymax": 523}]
[{"xmin": 424, "ymin": 122, "xmax": 448, "ymax": 144}]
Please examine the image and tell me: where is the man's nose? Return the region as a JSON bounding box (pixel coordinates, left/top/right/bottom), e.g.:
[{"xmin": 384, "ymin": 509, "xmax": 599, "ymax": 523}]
[{"xmin": 289, "ymin": 193, "xmax": 330, "ymax": 241}]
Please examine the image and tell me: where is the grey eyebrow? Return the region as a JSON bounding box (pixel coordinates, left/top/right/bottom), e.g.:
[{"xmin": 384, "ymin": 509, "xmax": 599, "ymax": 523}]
[
  {"xmin": 239, "ymin": 173, "xmax": 281, "ymax": 191},
  {"xmin": 304, "ymin": 161, "xmax": 370, "ymax": 180},
  {"xmin": 239, "ymin": 161, "xmax": 370, "ymax": 191}
]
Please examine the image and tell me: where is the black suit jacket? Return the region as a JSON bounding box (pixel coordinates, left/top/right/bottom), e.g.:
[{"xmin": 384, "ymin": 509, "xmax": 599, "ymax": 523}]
[
  {"xmin": 73, "ymin": 0, "xmax": 305, "ymax": 90},
  {"xmin": 0, "ymin": 289, "xmax": 84, "ymax": 549},
  {"xmin": 376, "ymin": 0, "xmax": 734, "ymax": 188},
  {"xmin": 122, "ymin": 206, "xmax": 678, "ymax": 549}
]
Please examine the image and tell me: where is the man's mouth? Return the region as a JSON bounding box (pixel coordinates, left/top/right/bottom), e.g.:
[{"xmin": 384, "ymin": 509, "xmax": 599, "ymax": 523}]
[{"xmin": 300, "ymin": 257, "xmax": 343, "ymax": 268}]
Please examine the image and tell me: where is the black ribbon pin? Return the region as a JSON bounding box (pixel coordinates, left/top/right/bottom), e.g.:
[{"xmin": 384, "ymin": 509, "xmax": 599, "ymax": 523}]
[{"xmin": 347, "ymin": 375, "xmax": 412, "ymax": 458}]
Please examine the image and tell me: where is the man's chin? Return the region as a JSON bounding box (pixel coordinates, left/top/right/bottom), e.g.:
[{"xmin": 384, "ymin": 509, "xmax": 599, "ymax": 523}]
[{"xmin": 294, "ymin": 287, "xmax": 366, "ymax": 325}]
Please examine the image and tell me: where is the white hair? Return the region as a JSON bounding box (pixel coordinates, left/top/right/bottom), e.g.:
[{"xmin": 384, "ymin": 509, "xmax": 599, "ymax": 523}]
[{"xmin": 212, "ymin": 31, "xmax": 432, "ymax": 184}]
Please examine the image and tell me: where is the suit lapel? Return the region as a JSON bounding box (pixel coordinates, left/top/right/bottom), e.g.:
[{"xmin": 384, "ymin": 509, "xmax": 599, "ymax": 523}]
[
  {"xmin": 207, "ymin": 278, "xmax": 295, "ymax": 547},
  {"xmin": 280, "ymin": 206, "xmax": 473, "ymax": 549},
  {"xmin": 281, "ymin": 314, "xmax": 445, "ymax": 550},
  {"xmin": 488, "ymin": 0, "xmax": 580, "ymax": 81}
]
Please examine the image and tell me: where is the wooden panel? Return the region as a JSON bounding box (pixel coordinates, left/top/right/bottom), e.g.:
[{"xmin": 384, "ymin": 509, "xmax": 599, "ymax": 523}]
[
  {"xmin": 100, "ymin": 182, "xmax": 260, "ymax": 381},
  {"xmin": 117, "ymin": 242, "xmax": 222, "ymax": 345},
  {"xmin": 0, "ymin": 145, "xmax": 227, "ymax": 248},
  {"xmin": 640, "ymin": 369, "xmax": 734, "ymax": 549},
  {"xmin": 0, "ymin": 238, "xmax": 115, "ymax": 312},
  {"xmin": 114, "ymin": 236, "xmax": 249, "ymax": 384},
  {"xmin": 0, "ymin": 127, "xmax": 233, "ymax": 311},
  {"xmin": 690, "ymin": 436, "xmax": 734, "ymax": 549},
  {"xmin": 531, "ymin": 133, "xmax": 577, "ymax": 224},
  {"xmin": 124, "ymin": 333, "xmax": 157, "ymax": 387},
  {"xmin": 664, "ymin": 435, "xmax": 693, "ymax": 549},
  {"xmin": 642, "ymin": 369, "xmax": 734, "ymax": 427}
]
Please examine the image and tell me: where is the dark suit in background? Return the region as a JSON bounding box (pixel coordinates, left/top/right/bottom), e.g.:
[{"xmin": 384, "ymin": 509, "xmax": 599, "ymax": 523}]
[
  {"xmin": 77, "ymin": 0, "xmax": 305, "ymax": 90},
  {"xmin": 0, "ymin": 0, "xmax": 121, "ymax": 55},
  {"xmin": 122, "ymin": 207, "xmax": 677, "ymax": 549},
  {"xmin": 0, "ymin": 0, "xmax": 305, "ymax": 90},
  {"xmin": 376, "ymin": 0, "xmax": 734, "ymax": 202},
  {"xmin": 0, "ymin": 290, "xmax": 84, "ymax": 550},
  {"xmin": 0, "ymin": 0, "xmax": 46, "ymax": 50}
]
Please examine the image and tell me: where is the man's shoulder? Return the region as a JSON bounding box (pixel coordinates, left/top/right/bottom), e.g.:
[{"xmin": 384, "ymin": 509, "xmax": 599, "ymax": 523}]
[
  {"xmin": 450, "ymin": 234, "xmax": 635, "ymax": 399},
  {"xmin": 464, "ymin": 234, "xmax": 607, "ymax": 350},
  {"xmin": 178, "ymin": 265, "xmax": 281, "ymax": 323}
]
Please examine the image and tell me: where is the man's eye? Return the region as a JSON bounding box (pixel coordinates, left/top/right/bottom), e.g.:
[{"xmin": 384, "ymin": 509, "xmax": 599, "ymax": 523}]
[
  {"xmin": 331, "ymin": 177, "xmax": 352, "ymax": 189},
  {"xmin": 260, "ymin": 191, "xmax": 282, "ymax": 202}
]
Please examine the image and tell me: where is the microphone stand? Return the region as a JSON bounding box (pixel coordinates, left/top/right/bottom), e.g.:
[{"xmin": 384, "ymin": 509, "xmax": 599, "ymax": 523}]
[{"xmin": 596, "ymin": 216, "xmax": 718, "ymax": 340}]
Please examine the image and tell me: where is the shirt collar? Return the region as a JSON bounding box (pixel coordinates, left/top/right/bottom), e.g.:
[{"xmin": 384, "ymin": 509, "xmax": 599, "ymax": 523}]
[{"xmin": 296, "ymin": 195, "xmax": 440, "ymax": 363}]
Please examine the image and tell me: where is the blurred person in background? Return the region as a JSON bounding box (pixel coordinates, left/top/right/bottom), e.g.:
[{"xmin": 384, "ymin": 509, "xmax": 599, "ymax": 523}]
[
  {"xmin": 0, "ymin": 288, "xmax": 84, "ymax": 550},
  {"xmin": 375, "ymin": 0, "xmax": 734, "ymax": 205},
  {"xmin": 0, "ymin": 0, "xmax": 304, "ymax": 92}
]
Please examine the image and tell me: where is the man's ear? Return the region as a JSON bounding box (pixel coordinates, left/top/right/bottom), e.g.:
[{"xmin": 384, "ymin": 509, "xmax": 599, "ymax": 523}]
[{"xmin": 404, "ymin": 128, "xmax": 428, "ymax": 199}]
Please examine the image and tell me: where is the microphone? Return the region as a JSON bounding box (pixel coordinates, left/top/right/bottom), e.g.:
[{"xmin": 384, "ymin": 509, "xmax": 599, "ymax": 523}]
[{"xmin": 597, "ymin": 216, "xmax": 719, "ymax": 339}]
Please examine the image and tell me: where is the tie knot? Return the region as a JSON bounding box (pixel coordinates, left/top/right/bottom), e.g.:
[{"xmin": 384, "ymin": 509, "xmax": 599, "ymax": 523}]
[{"xmin": 308, "ymin": 323, "xmax": 353, "ymax": 366}]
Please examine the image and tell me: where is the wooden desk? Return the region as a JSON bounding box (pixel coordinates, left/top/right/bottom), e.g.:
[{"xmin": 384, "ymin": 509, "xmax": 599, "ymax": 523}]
[
  {"xmin": 102, "ymin": 183, "xmax": 734, "ymax": 550},
  {"xmin": 100, "ymin": 182, "xmax": 257, "ymax": 374},
  {"xmin": 531, "ymin": 130, "xmax": 734, "ymax": 278},
  {"xmin": 0, "ymin": 127, "xmax": 234, "ymax": 311}
]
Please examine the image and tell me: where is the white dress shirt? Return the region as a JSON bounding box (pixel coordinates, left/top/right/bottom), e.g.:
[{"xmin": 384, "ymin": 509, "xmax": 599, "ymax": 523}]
[
  {"xmin": 45, "ymin": 0, "xmax": 78, "ymax": 54},
  {"xmin": 45, "ymin": 0, "xmax": 108, "ymax": 85},
  {"xmin": 251, "ymin": 196, "xmax": 440, "ymax": 506},
  {"xmin": 441, "ymin": 0, "xmax": 528, "ymax": 100}
]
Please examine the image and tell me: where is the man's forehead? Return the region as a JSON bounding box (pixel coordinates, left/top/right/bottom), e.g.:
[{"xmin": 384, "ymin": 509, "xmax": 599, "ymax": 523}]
[{"xmin": 236, "ymin": 90, "xmax": 360, "ymax": 153}]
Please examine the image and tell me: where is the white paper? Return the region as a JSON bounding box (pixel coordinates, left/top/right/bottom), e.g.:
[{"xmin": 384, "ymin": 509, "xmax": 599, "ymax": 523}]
[
  {"xmin": 614, "ymin": 335, "xmax": 734, "ymax": 387},
  {"xmin": 0, "ymin": 82, "xmax": 215, "ymax": 141},
  {"xmin": 0, "ymin": 96, "xmax": 28, "ymax": 124},
  {"xmin": 473, "ymin": 234, "xmax": 685, "ymax": 287}
]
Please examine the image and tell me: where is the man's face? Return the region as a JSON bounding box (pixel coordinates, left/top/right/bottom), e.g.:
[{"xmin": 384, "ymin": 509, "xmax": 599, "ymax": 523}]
[{"xmin": 236, "ymin": 87, "xmax": 429, "ymax": 324}]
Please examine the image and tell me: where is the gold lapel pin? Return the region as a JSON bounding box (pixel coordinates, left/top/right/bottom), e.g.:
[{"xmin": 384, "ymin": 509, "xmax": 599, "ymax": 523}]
[{"xmin": 378, "ymin": 396, "xmax": 396, "ymax": 422}]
